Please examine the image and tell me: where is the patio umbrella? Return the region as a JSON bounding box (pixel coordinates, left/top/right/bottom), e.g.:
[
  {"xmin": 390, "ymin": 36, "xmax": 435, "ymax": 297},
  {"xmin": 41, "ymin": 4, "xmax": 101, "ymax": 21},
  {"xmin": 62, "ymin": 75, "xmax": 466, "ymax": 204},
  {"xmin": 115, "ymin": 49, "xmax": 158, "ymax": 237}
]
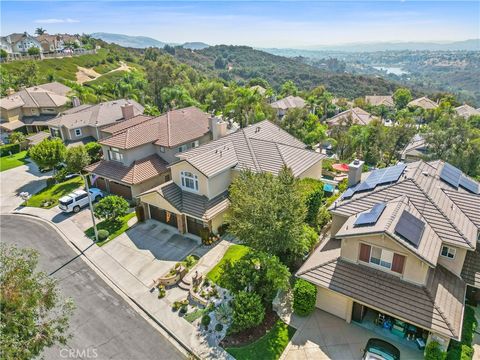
[{"xmin": 332, "ymin": 163, "xmax": 349, "ymax": 172}]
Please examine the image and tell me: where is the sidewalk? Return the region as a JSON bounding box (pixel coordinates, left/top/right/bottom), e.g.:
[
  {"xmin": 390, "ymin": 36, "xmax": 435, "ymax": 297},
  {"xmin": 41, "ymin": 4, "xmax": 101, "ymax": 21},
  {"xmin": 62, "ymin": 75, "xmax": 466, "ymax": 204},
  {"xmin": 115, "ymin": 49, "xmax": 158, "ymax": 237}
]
[{"xmin": 15, "ymin": 206, "xmax": 233, "ymax": 360}]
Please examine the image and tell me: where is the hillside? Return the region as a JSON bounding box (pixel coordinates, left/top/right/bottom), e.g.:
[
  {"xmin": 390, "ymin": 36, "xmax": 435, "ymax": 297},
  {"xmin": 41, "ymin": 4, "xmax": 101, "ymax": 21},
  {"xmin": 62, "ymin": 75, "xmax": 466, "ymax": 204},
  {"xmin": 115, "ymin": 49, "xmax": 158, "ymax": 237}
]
[
  {"xmin": 172, "ymin": 45, "xmax": 401, "ymax": 99},
  {"xmin": 91, "ymin": 32, "xmax": 167, "ymax": 48},
  {"xmin": 182, "ymin": 42, "xmax": 210, "ymax": 50}
]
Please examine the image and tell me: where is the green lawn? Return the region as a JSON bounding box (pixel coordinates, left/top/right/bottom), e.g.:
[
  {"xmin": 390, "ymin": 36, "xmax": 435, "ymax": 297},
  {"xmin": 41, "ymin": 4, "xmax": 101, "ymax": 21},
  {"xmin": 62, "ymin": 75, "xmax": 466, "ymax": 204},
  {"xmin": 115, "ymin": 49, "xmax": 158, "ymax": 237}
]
[
  {"xmin": 226, "ymin": 320, "xmax": 296, "ymax": 360},
  {"xmin": 0, "ymin": 151, "xmax": 28, "ymax": 172},
  {"xmin": 207, "ymin": 244, "xmax": 249, "ymax": 284},
  {"xmin": 85, "ymin": 212, "xmax": 136, "ymax": 246},
  {"xmin": 25, "ymin": 176, "xmax": 84, "ymax": 208}
]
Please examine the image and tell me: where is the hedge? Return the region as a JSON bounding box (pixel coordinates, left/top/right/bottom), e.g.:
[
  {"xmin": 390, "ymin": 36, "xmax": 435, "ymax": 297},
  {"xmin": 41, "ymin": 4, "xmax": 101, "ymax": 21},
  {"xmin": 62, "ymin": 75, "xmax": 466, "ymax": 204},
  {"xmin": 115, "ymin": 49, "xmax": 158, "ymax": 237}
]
[
  {"xmin": 293, "ymin": 279, "xmax": 317, "ymax": 316},
  {"xmin": 0, "ymin": 143, "xmax": 20, "ymax": 157},
  {"xmin": 446, "ymin": 306, "xmax": 477, "ymax": 360}
]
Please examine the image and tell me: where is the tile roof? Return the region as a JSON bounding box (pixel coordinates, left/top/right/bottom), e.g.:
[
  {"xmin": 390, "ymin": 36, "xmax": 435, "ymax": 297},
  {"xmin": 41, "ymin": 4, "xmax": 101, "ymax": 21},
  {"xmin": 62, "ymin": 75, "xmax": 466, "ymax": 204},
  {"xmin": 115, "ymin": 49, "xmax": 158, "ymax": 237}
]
[
  {"xmin": 48, "ymin": 99, "xmax": 144, "ymax": 129},
  {"xmin": 401, "ymin": 134, "xmax": 428, "ymax": 160},
  {"xmin": 1, "ymin": 82, "xmax": 71, "ymax": 110},
  {"xmin": 327, "ymin": 107, "xmax": 375, "ymax": 126},
  {"xmin": 270, "ymin": 96, "xmax": 306, "ymax": 110},
  {"xmin": 177, "ymin": 120, "xmax": 325, "ymax": 178},
  {"xmin": 461, "ymin": 249, "xmax": 480, "ymax": 289},
  {"xmin": 335, "ymin": 196, "xmax": 442, "ymax": 266},
  {"xmin": 331, "ymin": 160, "xmax": 479, "ymax": 250},
  {"xmin": 455, "ymin": 104, "xmax": 480, "ymax": 118},
  {"xmin": 142, "ymin": 181, "xmax": 230, "ymax": 220},
  {"xmin": 85, "ymin": 154, "xmax": 168, "ymax": 185},
  {"xmin": 99, "ymin": 106, "xmax": 210, "ymax": 149},
  {"xmin": 297, "ymin": 239, "xmax": 466, "ymax": 340},
  {"xmin": 26, "ymin": 131, "xmax": 50, "ymax": 145},
  {"xmin": 408, "ymin": 97, "xmax": 439, "ymax": 110},
  {"xmin": 365, "ymin": 95, "xmax": 394, "ymax": 107},
  {"xmin": 0, "ymin": 120, "xmax": 25, "ymax": 131},
  {"xmin": 100, "ymin": 115, "xmax": 153, "ymax": 135}
]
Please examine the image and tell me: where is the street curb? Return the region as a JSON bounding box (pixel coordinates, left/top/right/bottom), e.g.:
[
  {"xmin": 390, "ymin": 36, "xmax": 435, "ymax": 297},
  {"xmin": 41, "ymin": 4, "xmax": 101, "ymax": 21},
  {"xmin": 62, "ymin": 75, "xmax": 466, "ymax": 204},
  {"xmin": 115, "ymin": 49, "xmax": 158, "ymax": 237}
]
[{"xmin": 13, "ymin": 212, "xmax": 198, "ymax": 359}]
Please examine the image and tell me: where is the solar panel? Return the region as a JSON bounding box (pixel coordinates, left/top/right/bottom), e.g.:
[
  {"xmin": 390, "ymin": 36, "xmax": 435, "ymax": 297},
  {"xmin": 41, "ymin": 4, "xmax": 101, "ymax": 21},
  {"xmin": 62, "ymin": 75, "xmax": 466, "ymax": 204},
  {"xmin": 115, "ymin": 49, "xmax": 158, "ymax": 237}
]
[
  {"xmin": 440, "ymin": 163, "xmax": 462, "ymax": 188},
  {"xmin": 378, "ymin": 164, "xmax": 407, "ymax": 185},
  {"xmin": 341, "ymin": 188, "xmax": 355, "ymax": 199},
  {"xmin": 459, "ymin": 175, "xmax": 480, "ymax": 194},
  {"xmin": 394, "ymin": 210, "xmax": 425, "ymax": 248},
  {"xmin": 354, "ymin": 202, "xmax": 386, "ymax": 227}
]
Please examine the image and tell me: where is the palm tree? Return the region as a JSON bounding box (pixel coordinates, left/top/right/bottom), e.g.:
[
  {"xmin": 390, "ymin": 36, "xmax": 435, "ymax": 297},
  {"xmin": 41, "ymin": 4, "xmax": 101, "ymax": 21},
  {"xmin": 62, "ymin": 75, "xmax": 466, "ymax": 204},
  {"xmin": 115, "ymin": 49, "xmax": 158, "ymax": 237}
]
[{"xmin": 35, "ymin": 27, "xmax": 46, "ymax": 35}]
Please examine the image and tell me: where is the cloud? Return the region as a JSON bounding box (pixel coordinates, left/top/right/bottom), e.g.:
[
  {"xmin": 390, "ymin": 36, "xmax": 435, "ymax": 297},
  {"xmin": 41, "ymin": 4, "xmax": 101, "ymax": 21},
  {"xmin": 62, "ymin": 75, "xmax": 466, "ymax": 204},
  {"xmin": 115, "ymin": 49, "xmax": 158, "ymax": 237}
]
[{"xmin": 34, "ymin": 18, "xmax": 80, "ymax": 24}]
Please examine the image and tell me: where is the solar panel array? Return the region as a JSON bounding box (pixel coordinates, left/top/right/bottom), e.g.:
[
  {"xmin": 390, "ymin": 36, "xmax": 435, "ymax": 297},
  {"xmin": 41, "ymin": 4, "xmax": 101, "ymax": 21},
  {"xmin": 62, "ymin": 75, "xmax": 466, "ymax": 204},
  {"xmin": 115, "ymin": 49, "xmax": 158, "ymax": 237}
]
[
  {"xmin": 354, "ymin": 202, "xmax": 386, "ymax": 227},
  {"xmin": 394, "ymin": 210, "xmax": 425, "ymax": 248},
  {"xmin": 342, "ymin": 164, "xmax": 406, "ymax": 199},
  {"xmin": 440, "ymin": 162, "xmax": 480, "ymax": 194}
]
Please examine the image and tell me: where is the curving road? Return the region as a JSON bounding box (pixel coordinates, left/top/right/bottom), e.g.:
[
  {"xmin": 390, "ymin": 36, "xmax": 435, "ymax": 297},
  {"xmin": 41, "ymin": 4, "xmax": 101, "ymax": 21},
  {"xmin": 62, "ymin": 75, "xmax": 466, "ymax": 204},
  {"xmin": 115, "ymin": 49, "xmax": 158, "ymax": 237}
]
[{"xmin": 0, "ymin": 214, "xmax": 184, "ymax": 360}]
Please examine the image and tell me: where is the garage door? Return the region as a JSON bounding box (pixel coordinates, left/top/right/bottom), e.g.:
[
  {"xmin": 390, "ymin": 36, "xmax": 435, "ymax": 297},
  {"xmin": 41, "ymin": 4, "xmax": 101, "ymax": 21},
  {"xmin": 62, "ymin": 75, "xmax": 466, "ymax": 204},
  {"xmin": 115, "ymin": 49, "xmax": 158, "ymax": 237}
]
[
  {"xmin": 109, "ymin": 181, "xmax": 132, "ymax": 200},
  {"xmin": 94, "ymin": 177, "xmax": 108, "ymax": 192},
  {"xmin": 186, "ymin": 216, "xmax": 207, "ymax": 237},
  {"xmin": 316, "ymin": 287, "xmax": 350, "ymax": 320},
  {"xmin": 149, "ymin": 205, "xmax": 178, "ymax": 228}
]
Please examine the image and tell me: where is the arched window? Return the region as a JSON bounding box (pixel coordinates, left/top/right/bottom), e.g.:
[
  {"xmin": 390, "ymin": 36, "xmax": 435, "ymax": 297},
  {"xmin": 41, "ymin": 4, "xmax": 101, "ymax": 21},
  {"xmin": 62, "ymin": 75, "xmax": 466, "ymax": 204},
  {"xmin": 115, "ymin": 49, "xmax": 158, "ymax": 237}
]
[{"xmin": 181, "ymin": 171, "xmax": 199, "ymax": 192}]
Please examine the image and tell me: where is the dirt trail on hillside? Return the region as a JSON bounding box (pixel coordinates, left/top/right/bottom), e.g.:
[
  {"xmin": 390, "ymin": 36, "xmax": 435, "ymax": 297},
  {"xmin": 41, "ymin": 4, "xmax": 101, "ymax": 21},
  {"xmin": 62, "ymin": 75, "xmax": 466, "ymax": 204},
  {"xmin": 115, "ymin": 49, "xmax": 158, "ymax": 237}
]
[{"xmin": 76, "ymin": 61, "xmax": 131, "ymax": 84}]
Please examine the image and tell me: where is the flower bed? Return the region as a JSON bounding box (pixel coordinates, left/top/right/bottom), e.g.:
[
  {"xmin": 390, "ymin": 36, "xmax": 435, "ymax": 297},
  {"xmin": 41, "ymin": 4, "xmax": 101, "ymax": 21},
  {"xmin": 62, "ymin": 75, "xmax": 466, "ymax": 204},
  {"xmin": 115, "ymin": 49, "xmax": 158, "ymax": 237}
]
[{"xmin": 157, "ymin": 263, "xmax": 187, "ymax": 286}]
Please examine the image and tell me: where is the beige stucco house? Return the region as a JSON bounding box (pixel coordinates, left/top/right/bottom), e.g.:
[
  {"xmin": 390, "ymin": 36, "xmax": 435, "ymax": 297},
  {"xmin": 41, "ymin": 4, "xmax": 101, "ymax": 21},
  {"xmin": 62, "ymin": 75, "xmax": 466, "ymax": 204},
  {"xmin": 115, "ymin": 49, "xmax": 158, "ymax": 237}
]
[
  {"xmin": 326, "ymin": 107, "xmax": 376, "ymax": 127},
  {"xmin": 408, "ymin": 97, "xmax": 439, "ymax": 110},
  {"xmin": 85, "ymin": 106, "xmax": 218, "ymax": 200},
  {"xmin": 298, "ymin": 159, "xmax": 480, "ymax": 353},
  {"xmin": 365, "ymin": 95, "xmax": 394, "ymax": 107},
  {"xmin": 270, "ymin": 96, "xmax": 306, "ymax": 118},
  {"xmin": 137, "ymin": 120, "xmax": 326, "ymax": 238}
]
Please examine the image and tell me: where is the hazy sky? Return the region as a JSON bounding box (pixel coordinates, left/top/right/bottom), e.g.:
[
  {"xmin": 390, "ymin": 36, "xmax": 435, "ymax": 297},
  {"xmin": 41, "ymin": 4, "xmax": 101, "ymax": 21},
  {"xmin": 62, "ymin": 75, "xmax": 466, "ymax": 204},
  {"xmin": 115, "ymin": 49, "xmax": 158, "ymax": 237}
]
[{"xmin": 1, "ymin": 1, "xmax": 478, "ymax": 47}]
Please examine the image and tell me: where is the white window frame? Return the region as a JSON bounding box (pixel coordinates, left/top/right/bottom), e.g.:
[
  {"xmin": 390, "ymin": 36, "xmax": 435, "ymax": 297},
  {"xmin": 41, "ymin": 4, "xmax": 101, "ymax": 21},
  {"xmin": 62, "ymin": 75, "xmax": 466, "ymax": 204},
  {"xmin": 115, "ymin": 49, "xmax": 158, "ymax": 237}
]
[
  {"xmin": 108, "ymin": 148, "xmax": 123, "ymax": 162},
  {"xmin": 441, "ymin": 245, "xmax": 456, "ymax": 259},
  {"xmin": 369, "ymin": 246, "xmax": 394, "ymax": 270},
  {"xmin": 74, "ymin": 128, "xmax": 82, "ymax": 137},
  {"xmin": 180, "ymin": 171, "xmax": 199, "ymax": 192},
  {"xmin": 178, "ymin": 144, "xmax": 187, "ymax": 153},
  {"xmin": 191, "ymin": 140, "xmax": 199, "ymax": 148}
]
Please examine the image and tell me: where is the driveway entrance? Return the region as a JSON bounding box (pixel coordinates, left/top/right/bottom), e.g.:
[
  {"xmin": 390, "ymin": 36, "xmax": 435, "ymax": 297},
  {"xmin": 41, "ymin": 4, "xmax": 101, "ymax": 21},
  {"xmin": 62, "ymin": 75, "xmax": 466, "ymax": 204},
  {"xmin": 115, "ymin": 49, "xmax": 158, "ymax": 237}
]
[
  {"xmin": 282, "ymin": 310, "xmax": 423, "ymax": 360},
  {"xmin": 102, "ymin": 220, "xmax": 199, "ymax": 287}
]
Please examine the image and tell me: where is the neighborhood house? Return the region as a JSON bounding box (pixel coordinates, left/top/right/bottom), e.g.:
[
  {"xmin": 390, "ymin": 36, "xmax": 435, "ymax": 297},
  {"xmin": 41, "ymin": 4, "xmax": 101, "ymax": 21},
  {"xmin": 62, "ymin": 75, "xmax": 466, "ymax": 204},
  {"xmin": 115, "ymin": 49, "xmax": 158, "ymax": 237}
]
[
  {"xmin": 298, "ymin": 159, "xmax": 480, "ymax": 351},
  {"xmin": 137, "ymin": 120, "xmax": 326, "ymax": 237},
  {"xmin": 327, "ymin": 107, "xmax": 375, "ymax": 127},
  {"xmin": 270, "ymin": 95, "xmax": 306, "ymax": 118}
]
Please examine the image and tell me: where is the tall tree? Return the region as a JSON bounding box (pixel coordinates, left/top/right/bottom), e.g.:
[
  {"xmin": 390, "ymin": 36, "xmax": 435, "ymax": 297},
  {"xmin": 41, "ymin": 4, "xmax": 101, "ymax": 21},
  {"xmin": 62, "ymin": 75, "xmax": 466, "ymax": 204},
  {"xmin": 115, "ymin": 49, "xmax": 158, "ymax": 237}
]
[
  {"xmin": 65, "ymin": 145, "xmax": 91, "ymax": 174},
  {"xmin": 226, "ymin": 167, "xmax": 308, "ymax": 265},
  {"xmin": 35, "ymin": 27, "xmax": 46, "ymax": 35},
  {"xmin": 29, "ymin": 138, "xmax": 66, "ymax": 174},
  {"xmin": 278, "ymin": 108, "xmax": 327, "ymax": 147},
  {"xmin": 393, "ymin": 88, "xmax": 412, "ymax": 110},
  {"xmin": 279, "ymin": 80, "xmax": 298, "ymax": 97},
  {"xmin": 0, "ymin": 244, "xmax": 74, "ymax": 359}
]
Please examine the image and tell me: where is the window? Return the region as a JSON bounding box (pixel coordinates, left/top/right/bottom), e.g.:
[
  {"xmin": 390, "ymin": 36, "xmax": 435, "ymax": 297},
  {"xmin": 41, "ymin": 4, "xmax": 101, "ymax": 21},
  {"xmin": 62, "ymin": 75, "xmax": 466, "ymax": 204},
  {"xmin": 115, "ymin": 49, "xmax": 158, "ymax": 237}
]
[
  {"xmin": 178, "ymin": 144, "xmax": 187, "ymax": 153},
  {"xmin": 191, "ymin": 140, "xmax": 199, "ymax": 148},
  {"xmin": 159, "ymin": 146, "xmax": 165, "ymax": 153},
  {"xmin": 74, "ymin": 128, "xmax": 82, "ymax": 137},
  {"xmin": 181, "ymin": 171, "xmax": 198, "ymax": 192},
  {"xmin": 441, "ymin": 246, "xmax": 456, "ymax": 259},
  {"xmin": 75, "ymin": 193, "xmax": 88, "ymax": 201},
  {"xmin": 108, "ymin": 148, "xmax": 123, "ymax": 162},
  {"xmin": 369, "ymin": 246, "xmax": 393, "ymax": 270}
]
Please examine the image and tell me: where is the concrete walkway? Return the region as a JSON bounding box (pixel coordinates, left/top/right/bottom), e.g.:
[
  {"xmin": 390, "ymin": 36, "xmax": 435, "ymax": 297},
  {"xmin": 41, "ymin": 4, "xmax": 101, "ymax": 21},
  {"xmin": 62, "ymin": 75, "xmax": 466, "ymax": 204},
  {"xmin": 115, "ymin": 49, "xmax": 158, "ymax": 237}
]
[{"xmin": 15, "ymin": 206, "xmax": 233, "ymax": 359}]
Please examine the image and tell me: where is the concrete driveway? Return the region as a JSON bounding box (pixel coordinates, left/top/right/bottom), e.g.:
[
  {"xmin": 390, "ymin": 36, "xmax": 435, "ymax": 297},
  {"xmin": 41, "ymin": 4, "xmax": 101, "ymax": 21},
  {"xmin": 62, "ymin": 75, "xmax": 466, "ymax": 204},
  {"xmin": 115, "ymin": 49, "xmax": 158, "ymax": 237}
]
[
  {"xmin": 0, "ymin": 160, "xmax": 50, "ymax": 214},
  {"xmin": 282, "ymin": 310, "xmax": 423, "ymax": 360},
  {"xmin": 103, "ymin": 220, "xmax": 199, "ymax": 287}
]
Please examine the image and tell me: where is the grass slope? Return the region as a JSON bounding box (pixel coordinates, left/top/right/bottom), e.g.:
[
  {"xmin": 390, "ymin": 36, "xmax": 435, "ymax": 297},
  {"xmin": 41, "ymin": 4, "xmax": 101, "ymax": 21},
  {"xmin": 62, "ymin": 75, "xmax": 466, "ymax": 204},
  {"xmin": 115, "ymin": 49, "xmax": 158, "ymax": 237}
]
[
  {"xmin": 26, "ymin": 176, "xmax": 84, "ymax": 208},
  {"xmin": 226, "ymin": 320, "xmax": 295, "ymax": 360},
  {"xmin": 85, "ymin": 212, "xmax": 136, "ymax": 246},
  {"xmin": 207, "ymin": 244, "xmax": 249, "ymax": 284},
  {"xmin": 0, "ymin": 151, "xmax": 28, "ymax": 172}
]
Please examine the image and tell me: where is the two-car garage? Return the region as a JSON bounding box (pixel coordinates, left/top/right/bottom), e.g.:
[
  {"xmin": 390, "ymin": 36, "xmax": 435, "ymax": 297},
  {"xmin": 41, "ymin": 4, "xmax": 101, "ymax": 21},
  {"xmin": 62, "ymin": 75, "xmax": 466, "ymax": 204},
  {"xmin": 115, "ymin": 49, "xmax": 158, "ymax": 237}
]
[
  {"xmin": 149, "ymin": 205, "xmax": 178, "ymax": 228},
  {"xmin": 94, "ymin": 176, "xmax": 133, "ymax": 200}
]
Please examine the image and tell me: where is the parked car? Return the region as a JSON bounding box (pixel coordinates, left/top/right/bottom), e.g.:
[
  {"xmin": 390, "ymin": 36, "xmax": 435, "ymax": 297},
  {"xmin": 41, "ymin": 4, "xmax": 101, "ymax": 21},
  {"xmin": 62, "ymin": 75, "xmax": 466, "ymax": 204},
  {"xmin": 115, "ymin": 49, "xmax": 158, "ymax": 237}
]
[
  {"xmin": 58, "ymin": 188, "xmax": 104, "ymax": 213},
  {"xmin": 362, "ymin": 338, "xmax": 400, "ymax": 360}
]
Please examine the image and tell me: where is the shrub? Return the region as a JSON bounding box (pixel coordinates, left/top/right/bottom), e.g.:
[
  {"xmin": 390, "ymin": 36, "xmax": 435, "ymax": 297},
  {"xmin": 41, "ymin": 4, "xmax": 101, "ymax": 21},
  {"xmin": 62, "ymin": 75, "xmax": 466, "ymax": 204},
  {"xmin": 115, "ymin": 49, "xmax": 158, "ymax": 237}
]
[
  {"xmin": 0, "ymin": 143, "xmax": 20, "ymax": 157},
  {"xmin": 180, "ymin": 305, "xmax": 188, "ymax": 314},
  {"xmin": 85, "ymin": 142, "xmax": 102, "ymax": 163},
  {"xmin": 230, "ymin": 291, "xmax": 265, "ymax": 334},
  {"xmin": 97, "ymin": 229, "xmax": 109, "ymax": 241},
  {"xmin": 184, "ymin": 255, "xmax": 197, "ymax": 269},
  {"xmin": 201, "ymin": 314, "xmax": 211, "ymax": 328},
  {"xmin": 157, "ymin": 285, "xmax": 166, "ymax": 299},
  {"xmin": 215, "ymin": 323, "xmax": 223, "ymax": 332},
  {"xmin": 217, "ymin": 223, "xmax": 229, "ymax": 236},
  {"xmin": 215, "ymin": 303, "xmax": 232, "ymax": 325},
  {"xmin": 293, "ymin": 279, "xmax": 317, "ymax": 316},
  {"xmin": 316, "ymin": 206, "xmax": 332, "ymax": 231},
  {"xmin": 446, "ymin": 305, "xmax": 477, "ymax": 360},
  {"xmin": 94, "ymin": 196, "xmax": 129, "ymax": 222},
  {"xmin": 425, "ymin": 341, "xmax": 446, "ymax": 360}
]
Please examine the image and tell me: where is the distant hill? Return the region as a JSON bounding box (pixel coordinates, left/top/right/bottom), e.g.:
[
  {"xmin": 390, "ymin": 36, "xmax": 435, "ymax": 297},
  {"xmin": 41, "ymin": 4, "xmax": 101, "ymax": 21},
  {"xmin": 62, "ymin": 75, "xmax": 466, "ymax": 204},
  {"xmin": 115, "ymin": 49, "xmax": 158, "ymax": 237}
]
[
  {"xmin": 290, "ymin": 39, "xmax": 479, "ymax": 52},
  {"xmin": 172, "ymin": 45, "xmax": 402, "ymax": 99},
  {"xmin": 181, "ymin": 42, "xmax": 210, "ymax": 50},
  {"xmin": 91, "ymin": 32, "xmax": 167, "ymax": 48}
]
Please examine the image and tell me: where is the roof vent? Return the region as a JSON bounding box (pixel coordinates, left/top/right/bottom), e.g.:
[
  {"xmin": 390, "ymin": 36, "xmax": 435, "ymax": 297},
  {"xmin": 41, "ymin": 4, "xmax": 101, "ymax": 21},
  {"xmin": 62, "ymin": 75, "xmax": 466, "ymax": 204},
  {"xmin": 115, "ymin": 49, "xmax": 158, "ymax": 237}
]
[{"xmin": 422, "ymin": 171, "xmax": 429, "ymax": 176}]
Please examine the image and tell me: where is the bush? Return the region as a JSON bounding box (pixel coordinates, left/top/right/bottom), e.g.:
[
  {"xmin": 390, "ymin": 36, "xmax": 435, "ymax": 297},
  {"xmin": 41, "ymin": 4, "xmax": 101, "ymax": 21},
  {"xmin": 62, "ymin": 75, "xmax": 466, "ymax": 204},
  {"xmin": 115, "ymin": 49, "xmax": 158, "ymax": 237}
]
[
  {"xmin": 180, "ymin": 305, "xmax": 188, "ymax": 314},
  {"xmin": 293, "ymin": 279, "xmax": 317, "ymax": 316},
  {"xmin": 230, "ymin": 291, "xmax": 265, "ymax": 334},
  {"xmin": 85, "ymin": 142, "xmax": 102, "ymax": 163},
  {"xmin": 201, "ymin": 314, "xmax": 211, "ymax": 328},
  {"xmin": 215, "ymin": 323, "xmax": 223, "ymax": 332},
  {"xmin": 157, "ymin": 285, "xmax": 166, "ymax": 299},
  {"xmin": 316, "ymin": 206, "xmax": 332, "ymax": 231},
  {"xmin": 446, "ymin": 306, "xmax": 477, "ymax": 360},
  {"xmin": 94, "ymin": 196, "xmax": 129, "ymax": 222},
  {"xmin": 97, "ymin": 229, "xmax": 109, "ymax": 241},
  {"xmin": 0, "ymin": 143, "xmax": 20, "ymax": 157},
  {"xmin": 184, "ymin": 255, "xmax": 197, "ymax": 269},
  {"xmin": 217, "ymin": 223, "xmax": 229, "ymax": 236},
  {"xmin": 425, "ymin": 341, "xmax": 446, "ymax": 360}
]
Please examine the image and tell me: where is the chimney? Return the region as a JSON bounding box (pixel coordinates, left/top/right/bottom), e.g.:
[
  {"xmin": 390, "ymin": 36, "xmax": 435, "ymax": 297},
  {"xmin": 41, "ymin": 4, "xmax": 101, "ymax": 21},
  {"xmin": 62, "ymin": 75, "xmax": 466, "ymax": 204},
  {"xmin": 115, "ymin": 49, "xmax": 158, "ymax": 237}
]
[
  {"xmin": 209, "ymin": 116, "xmax": 227, "ymax": 140},
  {"xmin": 121, "ymin": 102, "xmax": 135, "ymax": 120},
  {"xmin": 348, "ymin": 159, "xmax": 364, "ymax": 187},
  {"xmin": 72, "ymin": 96, "xmax": 81, "ymax": 107}
]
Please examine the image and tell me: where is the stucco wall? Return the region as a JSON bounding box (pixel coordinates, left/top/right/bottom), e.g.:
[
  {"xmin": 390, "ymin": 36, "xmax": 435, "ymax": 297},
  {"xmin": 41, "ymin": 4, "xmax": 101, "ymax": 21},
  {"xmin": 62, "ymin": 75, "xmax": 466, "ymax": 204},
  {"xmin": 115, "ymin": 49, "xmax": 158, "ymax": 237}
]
[
  {"xmin": 438, "ymin": 246, "xmax": 467, "ymax": 277},
  {"xmin": 122, "ymin": 143, "xmax": 156, "ymax": 166},
  {"xmin": 170, "ymin": 161, "xmax": 209, "ymax": 197},
  {"xmin": 210, "ymin": 210, "xmax": 227, "ymax": 234},
  {"xmin": 157, "ymin": 133, "xmax": 212, "ymax": 164},
  {"xmin": 341, "ymin": 234, "xmax": 429, "ymax": 285},
  {"xmin": 207, "ymin": 169, "xmax": 232, "ymax": 199},
  {"xmin": 67, "ymin": 126, "xmax": 97, "ymax": 141},
  {"xmin": 330, "ymin": 214, "xmax": 348, "ymax": 237},
  {"xmin": 0, "ymin": 107, "xmax": 22, "ymax": 122},
  {"xmin": 131, "ymin": 173, "xmax": 170, "ymax": 198},
  {"xmin": 298, "ymin": 160, "xmax": 323, "ymax": 180}
]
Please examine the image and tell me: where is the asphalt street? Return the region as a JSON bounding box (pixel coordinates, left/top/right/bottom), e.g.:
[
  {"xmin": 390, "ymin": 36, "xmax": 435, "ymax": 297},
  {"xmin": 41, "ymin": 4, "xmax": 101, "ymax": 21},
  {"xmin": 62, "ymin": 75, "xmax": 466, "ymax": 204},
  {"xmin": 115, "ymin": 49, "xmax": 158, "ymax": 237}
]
[{"xmin": 0, "ymin": 214, "xmax": 184, "ymax": 360}]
